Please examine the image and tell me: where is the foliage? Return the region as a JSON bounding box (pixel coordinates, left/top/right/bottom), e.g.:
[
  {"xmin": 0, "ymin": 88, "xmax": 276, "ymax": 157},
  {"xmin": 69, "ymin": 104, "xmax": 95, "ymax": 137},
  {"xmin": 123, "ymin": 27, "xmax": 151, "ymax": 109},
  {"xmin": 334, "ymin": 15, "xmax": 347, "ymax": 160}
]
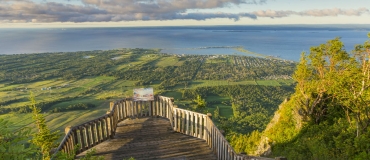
[
  {"xmin": 0, "ymin": 118, "xmax": 37, "ymax": 160},
  {"xmin": 213, "ymin": 106, "xmax": 220, "ymax": 119},
  {"xmin": 229, "ymin": 130, "xmax": 262, "ymax": 154},
  {"xmin": 193, "ymin": 95, "xmax": 207, "ymax": 109},
  {"xmin": 249, "ymin": 33, "xmax": 370, "ymax": 159},
  {"xmin": 51, "ymin": 103, "xmax": 96, "ymax": 113},
  {"xmin": 29, "ymin": 92, "xmax": 60, "ymax": 160}
]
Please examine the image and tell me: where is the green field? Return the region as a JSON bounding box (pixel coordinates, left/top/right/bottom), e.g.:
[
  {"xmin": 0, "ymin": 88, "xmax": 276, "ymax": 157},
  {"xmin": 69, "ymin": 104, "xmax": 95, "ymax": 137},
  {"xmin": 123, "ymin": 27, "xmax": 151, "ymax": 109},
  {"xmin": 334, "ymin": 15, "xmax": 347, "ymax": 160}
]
[
  {"xmin": 155, "ymin": 56, "xmax": 183, "ymax": 67},
  {"xmin": 0, "ymin": 48, "xmax": 296, "ymax": 140},
  {"xmin": 162, "ymin": 91, "xmax": 183, "ymax": 100},
  {"xmin": 208, "ymin": 104, "xmax": 233, "ymax": 118}
]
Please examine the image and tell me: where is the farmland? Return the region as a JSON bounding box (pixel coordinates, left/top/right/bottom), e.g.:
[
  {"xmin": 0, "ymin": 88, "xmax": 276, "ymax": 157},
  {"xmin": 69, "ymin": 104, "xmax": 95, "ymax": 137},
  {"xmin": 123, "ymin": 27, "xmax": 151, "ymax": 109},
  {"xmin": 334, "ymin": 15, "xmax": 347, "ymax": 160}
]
[{"xmin": 0, "ymin": 48, "xmax": 296, "ymax": 137}]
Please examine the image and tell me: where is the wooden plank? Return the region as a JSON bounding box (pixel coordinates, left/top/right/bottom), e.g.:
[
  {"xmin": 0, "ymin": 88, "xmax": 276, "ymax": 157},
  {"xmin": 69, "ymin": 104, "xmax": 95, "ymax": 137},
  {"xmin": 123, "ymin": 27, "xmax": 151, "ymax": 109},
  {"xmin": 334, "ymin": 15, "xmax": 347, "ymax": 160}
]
[
  {"xmin": 195, "ymin": 113, "xmax": 198, "ymax": 137},
  {"xmin": 178, "ymin": 110, "xmax": 182, "ymax": 133},
  {"xmin": 169, "ymin": 99, "xmax": 174, "ymax": 128},
  {"xmin": 149, "ymin": 100, "xmax": 152, "ymax": 116},
  {"xmin": 78, "ymin": 127, "xmax": 85, "ymax": 151},
  {"xmin": 199, "ymin": 114, "xmax": 203, "ymax": 139},
  {"xmin": 174, "ymin": 108, "xmax": 177, "ymax": 131},
  {"xmin": 85, "ymin": 125, "xmax": 91, "ymax": 149},
  {"xmin": 99, "ymin": 119, "xmax": 106, "ymax": 142},
  {"xmin": 105, "ymin": 117, "xmax": 110, "ymax": 139},
  {"xmin": 160, "ymin": 98, "xmax": 164, "ymax": 117},
  {"xmin": 204, "ymin": 116, "xmax": 208, "ymax": 141},
  {"xmin": 91, "ymin": 122, "xmax": 96, "ymax": 146},
  {"xmin": 95, "ymin": 121, "xmax": 101, "ymax": 143},
  {"xmin": 139, "ymin": 101, "xmax": 143, "ymax": 117},
  {"xmin": 109, "ymin": 115, "xmax": 115, "ymax": 138},
  {"xmin": 156, "ymin": 97, "xmax": 159, "ymax": 116},
  {"xmin": 181, "ymin": 110, "xmax": 184, "ymax": 133},
  {"xmin": 119, "ymin": 101, "xmax": 123, "ymax": 120},
  {"xmin": 72, "ymin": 129, "xmax": 79, "ymax": 153},
  {"xmin": 186, "ymin": 111, "xmax": 189, "ymax": 135},
  {"xmin": 65, "ymin": 137, "xmax": 70, "ymax": 155},
  {"xmin": 190, "ymin": 112, "xmax": 194, "ymax": 136},
  {"xmin": 123, "ymin": 100, "xmax": 127, "ymax": 118}
]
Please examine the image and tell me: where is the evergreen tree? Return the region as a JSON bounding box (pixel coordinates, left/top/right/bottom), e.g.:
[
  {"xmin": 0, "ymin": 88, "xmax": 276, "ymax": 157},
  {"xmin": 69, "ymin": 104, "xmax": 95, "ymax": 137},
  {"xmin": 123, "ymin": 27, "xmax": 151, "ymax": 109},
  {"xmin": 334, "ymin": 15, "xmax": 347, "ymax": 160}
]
[{"xmin": 29, "ymin": 92, "xmax": 60, "ymax": 160}]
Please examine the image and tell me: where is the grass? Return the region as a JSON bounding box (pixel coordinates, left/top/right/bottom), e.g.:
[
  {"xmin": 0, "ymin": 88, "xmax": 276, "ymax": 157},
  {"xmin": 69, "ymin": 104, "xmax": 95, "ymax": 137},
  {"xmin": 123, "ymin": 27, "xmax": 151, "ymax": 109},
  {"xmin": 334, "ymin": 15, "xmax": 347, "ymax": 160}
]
[
  {"xmin": 208, "ymin": 104, "xmax": 233, "ymax": 118},
  {"xmin": 112, "ymin": 52, "xmax": 161, "ymax": 71},
  {"xmin": 206, "ymin": 95, "xmax": 230, "ymax": 102},
  {"xmin": 162, "ymin": 91, "xmax": 183, "ymax": 100},
  {"xmin": 155, "ymin": 57, "xmax": 182, "ymax": 67},
  {"xmin": 49, "ymin": 97, "xmax": 105, "ymax": 110},
  {"xmin": 188, "ymin": 80, "xmax": 257, "ymax": 88},
  {"xmin": 204, "ymin": 57, "xmax": 228, "ymax": 64},
  {"xmin": 186, "ymin": 80, "xmax": 289, "ymax": 87},
  {"xmin": 0, "ymin": 100, "xmax": 113, "ymax": 141},
  {"xmin": 255, "ymin": 80, "xmax": 281, "ymax": 86},
  {"xmin": 79, "ymin": 76, "xmax": 115, "ymax": 88},
  {"xmin": 0, "ymin": 77, "xmax": 117, "ymax": 108},
  {"xmin": 276, "ymin": 79, "xmax": 295, "ymax": 86}
]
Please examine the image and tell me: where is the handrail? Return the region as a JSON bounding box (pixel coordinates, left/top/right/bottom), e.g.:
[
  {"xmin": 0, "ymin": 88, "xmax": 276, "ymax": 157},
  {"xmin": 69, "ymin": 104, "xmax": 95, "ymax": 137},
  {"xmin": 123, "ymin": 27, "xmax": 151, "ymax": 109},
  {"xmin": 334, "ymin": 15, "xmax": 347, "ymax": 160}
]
[{"xmin": 53, "ymin": 95, "xmax": 263, "ymax": 160}]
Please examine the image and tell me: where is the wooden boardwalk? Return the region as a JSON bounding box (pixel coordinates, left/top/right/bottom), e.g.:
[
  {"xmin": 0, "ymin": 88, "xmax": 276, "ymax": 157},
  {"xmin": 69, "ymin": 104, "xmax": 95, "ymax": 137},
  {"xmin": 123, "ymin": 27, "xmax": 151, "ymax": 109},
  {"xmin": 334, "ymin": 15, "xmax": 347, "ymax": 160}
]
[{"xmin": 77, "ymin": 117, "xmax": 217, "ymax": 160}]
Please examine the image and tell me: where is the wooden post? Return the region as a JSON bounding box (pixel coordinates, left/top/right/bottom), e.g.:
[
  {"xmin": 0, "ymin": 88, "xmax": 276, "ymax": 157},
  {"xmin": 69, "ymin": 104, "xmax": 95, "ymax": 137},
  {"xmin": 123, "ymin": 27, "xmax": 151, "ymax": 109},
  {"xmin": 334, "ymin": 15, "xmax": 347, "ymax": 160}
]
[
  {"xmin": 109, "ymin": 102, "xmax": 114, "ymax": 111},
  {"xmin": 149, "ymin": 100, "xmax": 152, "ymax": 116},
  {"xmin": 173, "ymin": 106, "xmax": 177, "ymax": 131},
  {"xmin": 199, "ymin": 114, "xmax": 203, "ymax": 139},
  {"xmin": 156, "ymin": 99, "xmax": 160, "ymax": 117},
  {"xmin": 203, "ymin": 115, "xmax": 207, "ymax": 140},
  {"xmin": 91, "ymin": 122, "xmax": 96, "ymax": 145},
  {"xmin": 96, "ymin": 120, "xmax": 101, "ymax": 143},
  {"xmin": 160, "ymin": 99, "xmax": 163, "ymax": 117},
  {"xmin": 207, "ymin": 113, "xmax": 212, "ymax": 120},
  {"xmin": 190, "ymin": 112, "xmax": 194, "ymax": 136},
  {"xmin": 79, "ymin": 127, "xmax": 85, "ymax": 151},
  {"xmin": 123, "ymin": 100, "xmax": 127, "ymax": 118},
  {"xmin": 119, "ymin": 101, "xmax": 123, "ymax": 120},
  {"xmin": 105, "ymin": 116, "xmax": 110, "ymax": 139},
  {"xmin": 64, "ymin": 126, "xmax": 73, "ymax": 154},
  {"xmin": 65, "ymin": 126, "xmax": 72, "ymax": 135},
  {"xmin": 186, "ymin": 111, "xmax": 190, "ymax": 135},
  {"xmin": 195, "ymin": 113, "xmax": 198, "ymax": 137},
  {"xmin": 100, "ymin": 119, "xmax": 106, "ymax": 140},
  {"xmin": 206, "ymin": 113, "xmax": 212, "ymax": 141}
]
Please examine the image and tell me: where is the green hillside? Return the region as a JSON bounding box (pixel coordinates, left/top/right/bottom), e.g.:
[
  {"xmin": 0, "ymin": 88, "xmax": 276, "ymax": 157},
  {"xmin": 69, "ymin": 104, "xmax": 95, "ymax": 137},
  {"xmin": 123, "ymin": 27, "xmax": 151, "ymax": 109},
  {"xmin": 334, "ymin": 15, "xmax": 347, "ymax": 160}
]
[{"xmin": 230, "ymin": 33, "xmax": 370, "ymax": 159}]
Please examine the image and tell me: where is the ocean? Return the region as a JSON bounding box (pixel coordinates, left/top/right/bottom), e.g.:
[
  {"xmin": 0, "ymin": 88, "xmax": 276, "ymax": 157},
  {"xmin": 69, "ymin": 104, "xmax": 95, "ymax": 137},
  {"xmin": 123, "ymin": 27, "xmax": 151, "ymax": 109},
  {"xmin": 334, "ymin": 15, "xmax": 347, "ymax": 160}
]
[{"xmin": 0, "ymin": 25, "xmax": 369, "ymax": 61}]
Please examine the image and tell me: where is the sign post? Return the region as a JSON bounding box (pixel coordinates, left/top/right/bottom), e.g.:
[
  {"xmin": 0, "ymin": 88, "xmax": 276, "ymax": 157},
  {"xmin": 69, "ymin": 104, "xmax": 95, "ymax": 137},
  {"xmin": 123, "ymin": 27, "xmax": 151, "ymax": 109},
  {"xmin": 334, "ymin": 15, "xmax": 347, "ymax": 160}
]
[{"xmin": 133, "ymin": 88, "xmax": 154, "ymax": 101}]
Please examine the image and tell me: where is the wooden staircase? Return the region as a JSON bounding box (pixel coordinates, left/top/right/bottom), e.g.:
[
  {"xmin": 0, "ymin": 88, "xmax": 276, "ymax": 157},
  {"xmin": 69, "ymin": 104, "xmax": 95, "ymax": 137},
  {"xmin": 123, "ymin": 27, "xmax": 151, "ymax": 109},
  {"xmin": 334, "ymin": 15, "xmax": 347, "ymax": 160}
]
[{"xmin": 77, "ymin": 117, "xmax": 217, "ymax": 160}]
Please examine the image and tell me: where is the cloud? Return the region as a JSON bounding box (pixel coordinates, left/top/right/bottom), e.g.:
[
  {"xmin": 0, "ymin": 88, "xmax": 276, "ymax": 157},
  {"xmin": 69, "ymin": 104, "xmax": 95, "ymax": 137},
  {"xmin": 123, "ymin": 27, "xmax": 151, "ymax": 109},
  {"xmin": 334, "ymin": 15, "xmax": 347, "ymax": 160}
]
[
  {"xmin": 0, "ymin": 0, "xmax": 368, "ymax": 23},
  {"xmin": 254, "ymin": 8, "xmax": 370, "ymax": 18},
  {"xmin": 0, "ymin": 0, "xmax": 266, "ymax": 22}
]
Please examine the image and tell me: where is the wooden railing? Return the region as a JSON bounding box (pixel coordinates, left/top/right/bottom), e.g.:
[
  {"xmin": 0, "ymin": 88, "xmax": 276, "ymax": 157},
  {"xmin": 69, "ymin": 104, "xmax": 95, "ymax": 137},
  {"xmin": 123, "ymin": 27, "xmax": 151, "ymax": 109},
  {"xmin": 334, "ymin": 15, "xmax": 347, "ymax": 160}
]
[{"xmin": 53, "ymin": 96, "xmax": 261, "ymax": 160}]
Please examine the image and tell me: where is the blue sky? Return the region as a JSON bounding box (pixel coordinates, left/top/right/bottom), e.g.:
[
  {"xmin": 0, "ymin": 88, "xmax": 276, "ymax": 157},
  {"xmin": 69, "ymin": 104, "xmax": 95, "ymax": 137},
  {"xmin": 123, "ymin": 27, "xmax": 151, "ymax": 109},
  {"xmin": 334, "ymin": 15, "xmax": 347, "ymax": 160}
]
[{"xmin": 1, "ymin": 0, "xmax": 369, "ymax": 27}]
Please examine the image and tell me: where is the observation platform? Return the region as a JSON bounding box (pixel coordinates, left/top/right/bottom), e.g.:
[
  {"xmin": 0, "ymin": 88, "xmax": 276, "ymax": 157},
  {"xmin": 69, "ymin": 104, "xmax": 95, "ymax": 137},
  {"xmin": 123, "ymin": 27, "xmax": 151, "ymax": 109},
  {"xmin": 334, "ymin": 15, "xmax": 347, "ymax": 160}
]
[
  {"xmin": 56, "ymin": 96, "xmax": 273, "ymax": 160},
  {"xmin": 77, "ymin": 117, "xmax": 216, "ymax": 160}
]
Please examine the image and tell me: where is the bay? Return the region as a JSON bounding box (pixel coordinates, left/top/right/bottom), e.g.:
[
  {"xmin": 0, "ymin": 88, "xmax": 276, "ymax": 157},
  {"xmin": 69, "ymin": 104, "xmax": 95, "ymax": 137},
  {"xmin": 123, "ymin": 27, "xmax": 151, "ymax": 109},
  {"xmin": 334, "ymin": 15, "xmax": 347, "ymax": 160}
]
[{"xmin": 0, "ymin": 25, "xmax": 369, "ymax": 61}]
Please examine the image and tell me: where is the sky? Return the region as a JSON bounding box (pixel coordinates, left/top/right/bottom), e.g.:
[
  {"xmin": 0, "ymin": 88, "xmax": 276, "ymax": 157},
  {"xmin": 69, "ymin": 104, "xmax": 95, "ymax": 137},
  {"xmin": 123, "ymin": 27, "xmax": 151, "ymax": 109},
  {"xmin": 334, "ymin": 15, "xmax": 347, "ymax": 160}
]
[{"xmin": 0, "ymin": 0, "xmax": 370, "ymax": 28}]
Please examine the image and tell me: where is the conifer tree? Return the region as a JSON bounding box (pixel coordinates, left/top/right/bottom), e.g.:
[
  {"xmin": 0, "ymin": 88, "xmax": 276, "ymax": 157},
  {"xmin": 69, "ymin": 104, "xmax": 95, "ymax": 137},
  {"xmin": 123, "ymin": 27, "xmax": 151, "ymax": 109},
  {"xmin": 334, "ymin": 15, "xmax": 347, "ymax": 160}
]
[{"xmin": 29, "ymin": 92, "xmax": 60, "ymax": 160}]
